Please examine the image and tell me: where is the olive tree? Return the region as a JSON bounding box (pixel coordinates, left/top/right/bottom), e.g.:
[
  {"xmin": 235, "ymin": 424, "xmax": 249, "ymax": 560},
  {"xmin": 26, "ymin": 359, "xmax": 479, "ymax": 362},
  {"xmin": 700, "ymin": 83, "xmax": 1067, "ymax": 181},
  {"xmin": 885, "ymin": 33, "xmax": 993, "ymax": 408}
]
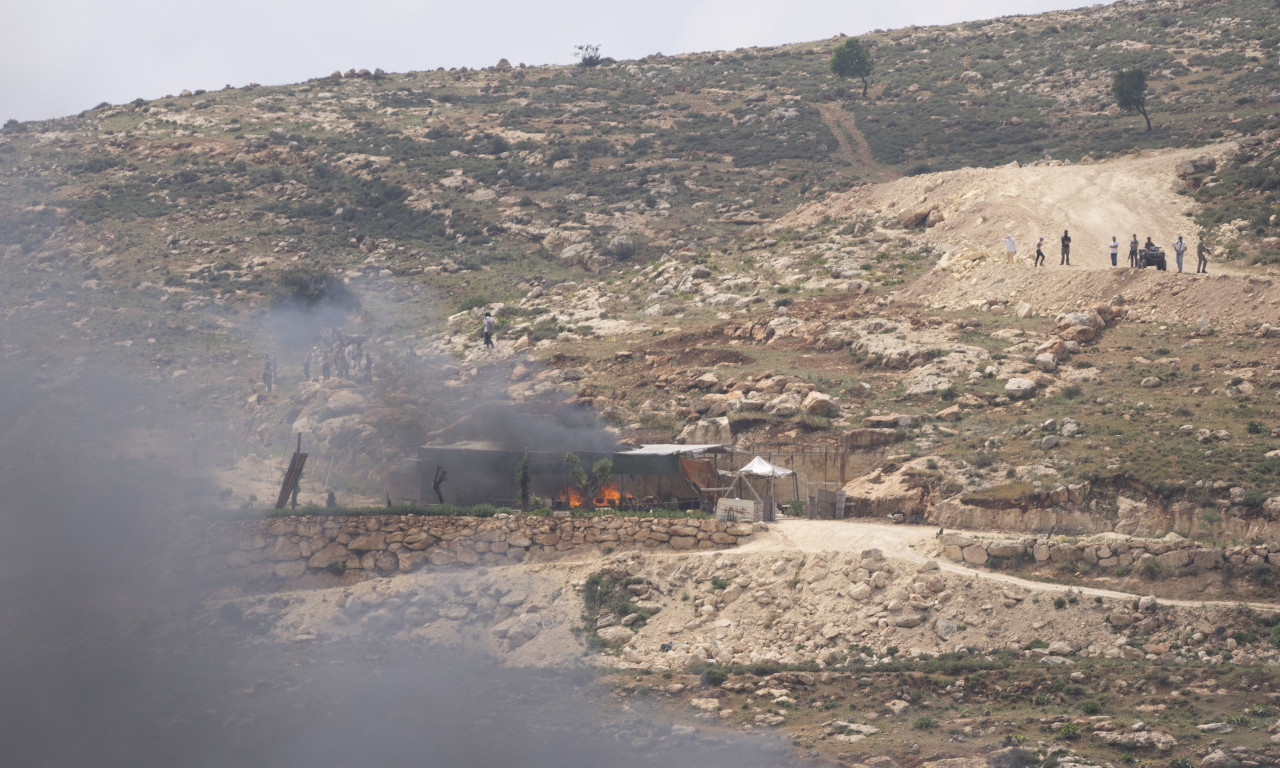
[
  {"xmin": 1112, "ymin": 67, "xmax": 1152, "ymax": 132},
  {"xmin": 831, "ymin": 38, "xmax": 874, "ymax": 97}
]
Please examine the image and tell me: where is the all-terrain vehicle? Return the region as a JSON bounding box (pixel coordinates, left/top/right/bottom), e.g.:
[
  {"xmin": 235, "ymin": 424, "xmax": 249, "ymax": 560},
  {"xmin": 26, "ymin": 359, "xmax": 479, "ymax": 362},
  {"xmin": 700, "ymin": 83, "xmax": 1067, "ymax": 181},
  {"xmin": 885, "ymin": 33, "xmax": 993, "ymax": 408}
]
[{"xmin": 1137, "ymin": 246, "xmax": 1167, "ymax": 271}]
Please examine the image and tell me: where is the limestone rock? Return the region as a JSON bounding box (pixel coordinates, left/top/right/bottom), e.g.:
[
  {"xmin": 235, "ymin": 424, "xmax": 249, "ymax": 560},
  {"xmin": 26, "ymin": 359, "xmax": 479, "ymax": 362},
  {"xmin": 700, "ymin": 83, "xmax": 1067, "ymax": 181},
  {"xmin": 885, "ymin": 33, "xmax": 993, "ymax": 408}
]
[
  {"xmin": 801, "ymin": 391, "xmax": 840, "ymax": 417},
  {"xmin": 1005, "ymin": 378, "xmax": 1036, "ymax": 400},
  {"xmin": 677, "ymin": 417, "xmax": 732, "ymax": 445},
  {"xmin": 597, "ymin": 625, "xmax": 634, "ymax": 646}
]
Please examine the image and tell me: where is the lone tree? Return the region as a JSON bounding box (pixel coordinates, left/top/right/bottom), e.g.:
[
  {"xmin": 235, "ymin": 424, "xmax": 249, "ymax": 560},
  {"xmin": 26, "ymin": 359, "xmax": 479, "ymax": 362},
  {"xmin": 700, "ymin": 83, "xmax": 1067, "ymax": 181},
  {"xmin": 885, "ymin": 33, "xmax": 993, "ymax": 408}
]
[
  {"xmin": 562, "ymin": 452, "xmax": 613, "ymax": 514},
  {"xmin": 1113, "ymin": 67, "xmax": 1152, "ymax": 132},
  {"xmin": 574, "ymin": 44, "xmax": 603, "ymax": 68},
  {"xmin": 831, "ymin": 37, "xmax": 874, "ymax": 97}
]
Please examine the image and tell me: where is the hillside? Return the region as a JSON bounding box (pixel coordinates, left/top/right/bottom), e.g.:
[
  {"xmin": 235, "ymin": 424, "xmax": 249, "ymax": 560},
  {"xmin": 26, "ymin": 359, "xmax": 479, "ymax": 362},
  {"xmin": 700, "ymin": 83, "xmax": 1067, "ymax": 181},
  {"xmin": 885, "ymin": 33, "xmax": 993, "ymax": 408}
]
[{"xmin": 6, "ymin": 1, "xmax": 1280, "ymax": 767}]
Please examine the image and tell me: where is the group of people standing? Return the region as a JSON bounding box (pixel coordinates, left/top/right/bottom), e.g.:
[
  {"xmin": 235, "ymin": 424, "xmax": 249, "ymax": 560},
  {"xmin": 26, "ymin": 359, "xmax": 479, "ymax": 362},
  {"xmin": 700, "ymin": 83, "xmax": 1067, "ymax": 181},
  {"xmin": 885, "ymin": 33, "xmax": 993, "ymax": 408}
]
[
  {"xmin": 301, "ymin": 332, "xmax": 374, "ymax": 384},
  {"xmin": 1004, "ymin": 230, "xmax": 1209, "ymax": 273},
  {"xmin": 1007, "ymin": 230, "xmax": 1073, "ymax": 267}
]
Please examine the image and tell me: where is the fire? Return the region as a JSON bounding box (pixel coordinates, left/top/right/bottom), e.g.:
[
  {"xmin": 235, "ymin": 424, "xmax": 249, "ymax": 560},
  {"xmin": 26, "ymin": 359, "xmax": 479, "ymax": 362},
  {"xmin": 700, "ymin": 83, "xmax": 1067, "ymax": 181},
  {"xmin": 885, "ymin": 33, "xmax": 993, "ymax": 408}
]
[{"xmin": 555, "ymin": 483, "xmax": 623, "ymax": 509}]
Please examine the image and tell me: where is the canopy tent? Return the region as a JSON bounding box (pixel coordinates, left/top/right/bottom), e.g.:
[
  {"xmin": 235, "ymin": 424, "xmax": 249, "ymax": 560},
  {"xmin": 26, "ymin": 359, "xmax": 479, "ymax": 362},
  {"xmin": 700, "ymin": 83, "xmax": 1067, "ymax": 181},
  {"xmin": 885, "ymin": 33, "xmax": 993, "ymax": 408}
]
[
  {"xmin": 726, "ymin": 456, "xmax": 800, "ymax": 521},
  {"xmin": 736, "ymin": 456, "xmax": 795, "ymax": 478}
]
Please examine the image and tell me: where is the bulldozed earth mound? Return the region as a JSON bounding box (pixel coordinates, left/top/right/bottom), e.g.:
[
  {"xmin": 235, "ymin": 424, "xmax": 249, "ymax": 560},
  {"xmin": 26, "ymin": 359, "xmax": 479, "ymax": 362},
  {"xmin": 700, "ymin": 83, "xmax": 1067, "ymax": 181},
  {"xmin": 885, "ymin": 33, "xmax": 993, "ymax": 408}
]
[{"xmin": 779, "ymin": 144, "xmax": 1238, "ymax": 270}]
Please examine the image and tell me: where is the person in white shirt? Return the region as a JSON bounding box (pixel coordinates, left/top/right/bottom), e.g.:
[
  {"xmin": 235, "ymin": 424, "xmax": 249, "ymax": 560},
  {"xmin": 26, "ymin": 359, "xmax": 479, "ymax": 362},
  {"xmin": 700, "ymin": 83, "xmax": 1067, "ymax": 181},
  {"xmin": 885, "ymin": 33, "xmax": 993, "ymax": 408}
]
[
  {"xmin": 1109, "ymin": 236, "xmax": 1119, "ymax": 267},
  {"xmin": 483, "ymin": 312, "xmax": 496, "ymax": 349},
  {"xmin": 1003, "ymin": 235, "xmax": 1016, "ymax": 263},
  {"xmin": 1173, "ymin": 236, "xmax": 1187, "ymax": 272}
]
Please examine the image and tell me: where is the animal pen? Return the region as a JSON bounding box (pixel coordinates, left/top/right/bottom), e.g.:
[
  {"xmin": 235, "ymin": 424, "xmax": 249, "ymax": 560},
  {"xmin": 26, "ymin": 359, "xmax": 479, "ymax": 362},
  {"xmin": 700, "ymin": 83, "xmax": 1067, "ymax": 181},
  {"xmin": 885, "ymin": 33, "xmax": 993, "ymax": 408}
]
[{"xmin": 387, "ymin": 442, "xmax": 729, "ymax": 511}]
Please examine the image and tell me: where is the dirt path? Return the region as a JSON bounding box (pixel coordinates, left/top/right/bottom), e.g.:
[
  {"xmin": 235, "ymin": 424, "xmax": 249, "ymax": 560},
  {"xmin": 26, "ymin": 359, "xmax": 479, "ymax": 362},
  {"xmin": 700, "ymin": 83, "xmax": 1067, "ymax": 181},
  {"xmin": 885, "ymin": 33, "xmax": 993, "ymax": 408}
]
[
  {"xmin": 734, "ymin": 518, "xmax": 1280, "ymax": 612},
  {"xmin": 780, "ymin": 142, "xmax": 1240, "ymax": 266},
  {"xmin": 815, "ymin": 103, "xmax": 895, "ymax": 181}
]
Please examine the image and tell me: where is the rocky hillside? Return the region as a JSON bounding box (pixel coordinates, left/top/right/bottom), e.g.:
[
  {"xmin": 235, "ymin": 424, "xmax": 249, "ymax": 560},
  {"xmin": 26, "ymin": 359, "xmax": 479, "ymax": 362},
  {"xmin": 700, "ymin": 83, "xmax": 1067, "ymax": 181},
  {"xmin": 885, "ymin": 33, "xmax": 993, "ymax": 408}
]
[{"xmin": 0, "ymin": 0, "xmax": 1278, "ymax": 510}]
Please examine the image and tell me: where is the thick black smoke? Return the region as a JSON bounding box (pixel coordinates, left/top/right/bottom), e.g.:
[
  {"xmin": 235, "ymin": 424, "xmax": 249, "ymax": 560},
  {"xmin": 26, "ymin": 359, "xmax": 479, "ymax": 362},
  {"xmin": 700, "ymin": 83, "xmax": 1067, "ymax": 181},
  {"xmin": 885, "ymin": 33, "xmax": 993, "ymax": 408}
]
[{"xmin": 0, "ymin": 358, "xmax": 789, "ymax": 768}]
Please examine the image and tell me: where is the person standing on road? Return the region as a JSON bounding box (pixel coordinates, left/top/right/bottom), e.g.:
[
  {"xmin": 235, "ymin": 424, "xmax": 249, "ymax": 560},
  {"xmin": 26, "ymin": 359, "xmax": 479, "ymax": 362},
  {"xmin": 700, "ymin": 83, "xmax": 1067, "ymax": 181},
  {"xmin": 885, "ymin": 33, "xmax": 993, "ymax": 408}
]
[
  {"xmin": 1196, "ymin": 240, "xmax": 1210, "ymax": 274},
  {"xmin": 483, "ymin": 311, "xmax": 496, "ymax": 349},
  {"xmin": 1003, "ymin": 235, "xmax": 1016, "ymax": 264},
  {"xmin": 1109, "ymin": 236, "xmax": 1119, "ymax": 267},
  {"xmin": 1173, "ymin": 236, "xmax": 1187, "ymax": 273},
  {"xmin": 1060, "ymin": 230, "xmax": 1072, "ymax": 265},
  {"xmin": 1034, "ymin": 237, "xmax": 1046, "ymax": 267},
  {"xmin": 1129, "ymin": 234, "xmax": 1139, "ymax": 267}
]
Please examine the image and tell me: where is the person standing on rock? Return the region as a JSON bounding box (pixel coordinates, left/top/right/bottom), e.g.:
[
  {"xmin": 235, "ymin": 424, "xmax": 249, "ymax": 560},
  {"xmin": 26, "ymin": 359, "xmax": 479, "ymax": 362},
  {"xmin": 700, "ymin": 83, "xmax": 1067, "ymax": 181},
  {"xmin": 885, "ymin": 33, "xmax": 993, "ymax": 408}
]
[
  {"xmin": 1173, "ymin": 236, "xmax": 1187, "ymax": 273},
  {"xmin": 482, "ymin": 312, "xmax": 496, "ymax": 349},
  {"xmin": 1197, "ymin": 240, "xmax": 1210, "ymax": 273},
  {"xmin": 1109, "ymin": 236, "xmax": 1119, "ymax": 267},
  {"xmin": 1129, "ymin": 234, "xmax": 1139, "ymax": 268},
  {"xmin": 1034, "ymin": 237, "xmax": 1046, "ymax": 267},
  {"xmin": 1060, "ymin": 230, "xmax": 1071, "ymax": 265}
]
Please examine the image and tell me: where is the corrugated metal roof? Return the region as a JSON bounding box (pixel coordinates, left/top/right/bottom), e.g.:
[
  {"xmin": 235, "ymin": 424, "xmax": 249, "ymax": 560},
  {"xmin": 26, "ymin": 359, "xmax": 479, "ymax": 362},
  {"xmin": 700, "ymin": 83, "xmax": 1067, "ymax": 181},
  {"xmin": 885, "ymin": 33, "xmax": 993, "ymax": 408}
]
[{"xmin": 617, "ymin": 444, "xmax": 728, "ymax": 456}]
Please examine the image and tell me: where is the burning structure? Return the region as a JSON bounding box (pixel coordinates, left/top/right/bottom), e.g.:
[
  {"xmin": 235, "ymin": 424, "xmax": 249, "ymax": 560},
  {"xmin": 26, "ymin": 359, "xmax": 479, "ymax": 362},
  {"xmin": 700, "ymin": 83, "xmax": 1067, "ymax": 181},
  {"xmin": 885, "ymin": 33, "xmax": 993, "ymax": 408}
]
[{"xmin": 389, "ymin": 443, "xmax": 728, "ymax": 510}]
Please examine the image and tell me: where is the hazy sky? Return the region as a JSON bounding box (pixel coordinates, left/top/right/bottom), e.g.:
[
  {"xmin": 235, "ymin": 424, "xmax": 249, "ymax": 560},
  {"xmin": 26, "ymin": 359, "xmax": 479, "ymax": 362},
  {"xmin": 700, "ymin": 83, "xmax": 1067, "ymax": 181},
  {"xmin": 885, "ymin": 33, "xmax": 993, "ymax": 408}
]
[{"xmin": 2, "ymin": 0, "xmax": 1104, "ymax": 124}]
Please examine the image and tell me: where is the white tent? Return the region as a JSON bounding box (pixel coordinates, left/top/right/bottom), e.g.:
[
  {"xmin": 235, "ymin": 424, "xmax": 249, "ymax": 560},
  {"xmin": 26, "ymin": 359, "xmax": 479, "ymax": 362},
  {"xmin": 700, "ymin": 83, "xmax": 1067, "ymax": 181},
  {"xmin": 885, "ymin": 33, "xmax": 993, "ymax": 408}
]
[
  {"xmin": 729, "ymin": 456, "xmax": 799, "ymax": 521},
  {"xmin": 737, "ymin": 456, "xmax": 795, "ymax": 478}
]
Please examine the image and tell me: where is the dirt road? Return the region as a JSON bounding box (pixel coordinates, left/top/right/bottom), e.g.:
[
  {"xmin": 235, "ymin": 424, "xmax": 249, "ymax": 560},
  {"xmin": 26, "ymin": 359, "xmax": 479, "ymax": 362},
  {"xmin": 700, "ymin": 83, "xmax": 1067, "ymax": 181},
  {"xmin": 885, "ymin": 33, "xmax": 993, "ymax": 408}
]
[
  {"xmin": 780, "ymin": 142, "xmax": 1239, "ymax": 268},
  {"xmin": 737, "ymin": 518, "xmax": 1280, "ymax": 612}
]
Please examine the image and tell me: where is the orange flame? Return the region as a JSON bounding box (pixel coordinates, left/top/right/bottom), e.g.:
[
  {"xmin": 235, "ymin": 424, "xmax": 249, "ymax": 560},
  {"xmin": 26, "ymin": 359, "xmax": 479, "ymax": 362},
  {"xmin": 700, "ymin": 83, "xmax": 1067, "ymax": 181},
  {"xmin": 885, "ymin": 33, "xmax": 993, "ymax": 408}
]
[{"xmin": 555, "ymin": 483, "xmax": 622, "ymax": 508}]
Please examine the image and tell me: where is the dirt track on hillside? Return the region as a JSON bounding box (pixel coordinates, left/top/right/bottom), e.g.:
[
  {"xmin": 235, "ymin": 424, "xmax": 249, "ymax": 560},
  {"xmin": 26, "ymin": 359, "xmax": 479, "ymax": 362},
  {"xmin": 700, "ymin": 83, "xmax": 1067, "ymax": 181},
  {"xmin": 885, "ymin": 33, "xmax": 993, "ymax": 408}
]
[
  {"xmin": 781, "ymin": 143, "xmax": 1239, "ymax": 264},
  {"xmin": 737, "ymin": 518, "xmax": 1280, "ymax": 612}
]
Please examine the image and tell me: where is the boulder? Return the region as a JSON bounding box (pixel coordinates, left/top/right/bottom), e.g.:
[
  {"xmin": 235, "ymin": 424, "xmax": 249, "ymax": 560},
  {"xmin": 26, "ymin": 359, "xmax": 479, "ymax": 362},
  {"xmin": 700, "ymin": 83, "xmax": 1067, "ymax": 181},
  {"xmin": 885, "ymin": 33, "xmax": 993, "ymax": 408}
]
[
  {"xmin": 676, "ymin": 417, "xmax": 732, "ymax": 445},
  {"xmin": 1091, "ymin": 729, "xmax": 1176, "ymax": 750},
  {"xmin": 596, "ymin": 625, "xmax": 633, "ymax": 646},
  {"xmin": 767, "ymin": 393, "xmax": 802, "ymax": 417},
  {"xmin": 1005, "ymin": 378, "xmax": 1037, "ymax": 400},
  {"xmin": 801, "ymin": 391, "xmax": 840, "ymax": 417},
  {"xmin": 843, "ymin": 427, "xmax": 902, "ymax": 448},
  {"xmin": 935, "ymin": 404, "xmax": 962, "ymax": 421},
  {"xmin": 898, "ymin": 205, "xmax": 938, "ymax": 228}
]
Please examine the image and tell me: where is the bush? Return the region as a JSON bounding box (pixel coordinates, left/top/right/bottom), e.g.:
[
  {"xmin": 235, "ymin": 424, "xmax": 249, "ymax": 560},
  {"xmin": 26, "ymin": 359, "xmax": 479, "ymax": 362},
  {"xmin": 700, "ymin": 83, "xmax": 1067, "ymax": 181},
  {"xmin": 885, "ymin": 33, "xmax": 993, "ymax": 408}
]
[
  {"xmin": 1054, "ymin": 722, "xmax": 1081, "ymax": 741},
  {"xmin": 912, "ymin": 716, "xmax": 937, "ymax": 730},
  {"xmin": 700, "ymin": 667, "xmax": 728, "ymax": 688},
  {"xmin": 1081, "ymin": 700, "xmax": 1103, "ymax": 715},
  {"xmin": 270, "ymin": 265, "xmax": 359, "ymax": 313}
]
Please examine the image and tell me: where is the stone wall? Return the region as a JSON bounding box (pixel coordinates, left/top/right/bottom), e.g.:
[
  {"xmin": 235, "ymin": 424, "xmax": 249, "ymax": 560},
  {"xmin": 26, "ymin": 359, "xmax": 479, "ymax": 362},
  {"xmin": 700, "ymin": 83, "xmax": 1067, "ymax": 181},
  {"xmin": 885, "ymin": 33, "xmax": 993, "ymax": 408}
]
[
  {"xmin": 939, "ymin": 532, "xmax": 1280, "ymax": 573},
  {"xmin": 211, "ymin": 514, "xmax": 758, "ymax": 587}
]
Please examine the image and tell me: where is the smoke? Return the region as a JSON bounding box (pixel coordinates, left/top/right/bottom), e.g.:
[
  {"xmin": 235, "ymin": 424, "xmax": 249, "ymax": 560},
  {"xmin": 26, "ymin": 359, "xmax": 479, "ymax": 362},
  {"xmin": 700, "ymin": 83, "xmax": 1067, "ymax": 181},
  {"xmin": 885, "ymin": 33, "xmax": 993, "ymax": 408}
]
[{"xmin": 0, "ymin": 306, "xmax": 789, "ymax": 768}]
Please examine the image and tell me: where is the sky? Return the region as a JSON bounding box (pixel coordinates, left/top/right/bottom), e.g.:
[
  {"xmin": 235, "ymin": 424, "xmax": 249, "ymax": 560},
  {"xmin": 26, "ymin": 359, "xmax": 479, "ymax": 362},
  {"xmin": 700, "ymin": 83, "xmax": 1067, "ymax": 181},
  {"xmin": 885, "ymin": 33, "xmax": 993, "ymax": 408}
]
[{"xmin": 2, "ymin": 0, "xmax": 1105, "ymax": 124}]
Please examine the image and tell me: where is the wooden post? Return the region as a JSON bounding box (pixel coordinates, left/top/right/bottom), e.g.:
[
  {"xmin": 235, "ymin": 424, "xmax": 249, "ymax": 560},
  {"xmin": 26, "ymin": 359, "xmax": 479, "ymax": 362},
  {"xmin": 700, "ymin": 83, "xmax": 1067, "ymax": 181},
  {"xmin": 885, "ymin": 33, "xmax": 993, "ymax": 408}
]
[{"xmin": 275, "ymin": 433, "xmax": 309, "ymax": 510}]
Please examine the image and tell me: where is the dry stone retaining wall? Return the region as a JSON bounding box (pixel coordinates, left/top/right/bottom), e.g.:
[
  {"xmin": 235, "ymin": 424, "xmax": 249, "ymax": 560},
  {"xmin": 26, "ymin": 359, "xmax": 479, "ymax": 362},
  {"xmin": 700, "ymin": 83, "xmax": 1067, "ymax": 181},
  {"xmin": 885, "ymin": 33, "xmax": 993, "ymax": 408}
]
[
  {"xmin": 212, "ymin": 514, "xmax": 757, "ymax": 586},
  {"xmin": 938, "ymin": 532, "xmax": 1280, "ymax": 572}
]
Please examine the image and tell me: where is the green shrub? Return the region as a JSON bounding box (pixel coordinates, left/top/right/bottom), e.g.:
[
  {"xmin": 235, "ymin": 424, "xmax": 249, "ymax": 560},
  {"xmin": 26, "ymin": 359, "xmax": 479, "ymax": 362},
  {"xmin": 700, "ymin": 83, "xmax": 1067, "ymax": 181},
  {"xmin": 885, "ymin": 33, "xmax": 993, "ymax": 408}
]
[
  {"xmin": 912, "ymin": 716, "xmax": 937, "ymax": 730},
  {"xmin": 1081, "ymin": 700, "xmax": 1103, "ymax": 715},
  {"xmin": 1054, "ymin": 722, "xmax": 1081, "ymax": 741}
]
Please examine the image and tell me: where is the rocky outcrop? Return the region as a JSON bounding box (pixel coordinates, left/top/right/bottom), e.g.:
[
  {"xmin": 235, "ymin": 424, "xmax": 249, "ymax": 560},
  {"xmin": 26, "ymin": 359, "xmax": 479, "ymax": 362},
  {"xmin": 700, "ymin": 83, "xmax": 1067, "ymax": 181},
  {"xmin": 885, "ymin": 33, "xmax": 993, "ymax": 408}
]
[
  {"xmin": 843, "ymin": 469, "xmax": 926, "ymax": 518},
  {"xmin": 937, "ymin": 531, "xmax": 1275, "ymax": 577}
]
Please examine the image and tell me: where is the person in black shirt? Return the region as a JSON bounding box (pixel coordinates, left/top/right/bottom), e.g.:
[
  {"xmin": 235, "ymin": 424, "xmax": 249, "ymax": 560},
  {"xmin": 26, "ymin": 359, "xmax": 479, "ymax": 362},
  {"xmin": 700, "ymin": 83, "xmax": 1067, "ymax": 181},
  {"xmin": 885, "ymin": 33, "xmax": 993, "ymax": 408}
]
[{"xmin": 1060, "ymin": 230, "xmax": 1071, "ymax": 265}]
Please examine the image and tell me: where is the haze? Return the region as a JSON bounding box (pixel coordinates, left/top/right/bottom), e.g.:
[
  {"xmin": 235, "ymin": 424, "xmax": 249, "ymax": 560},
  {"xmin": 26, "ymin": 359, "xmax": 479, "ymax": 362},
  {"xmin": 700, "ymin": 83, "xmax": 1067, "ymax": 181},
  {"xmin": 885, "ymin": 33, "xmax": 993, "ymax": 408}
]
[{"xmin": 3, "ymin": 0, "xmax": 1110, "ymax": 123}]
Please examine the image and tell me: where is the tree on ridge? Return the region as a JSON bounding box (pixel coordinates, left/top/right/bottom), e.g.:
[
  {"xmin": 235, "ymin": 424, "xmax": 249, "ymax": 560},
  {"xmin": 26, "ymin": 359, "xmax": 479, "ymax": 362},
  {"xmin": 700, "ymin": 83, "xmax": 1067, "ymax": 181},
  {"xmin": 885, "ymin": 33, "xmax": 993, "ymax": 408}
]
[{"xmin": 831, "ymin": 38, "xmax": 874, "ymax": 98}]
